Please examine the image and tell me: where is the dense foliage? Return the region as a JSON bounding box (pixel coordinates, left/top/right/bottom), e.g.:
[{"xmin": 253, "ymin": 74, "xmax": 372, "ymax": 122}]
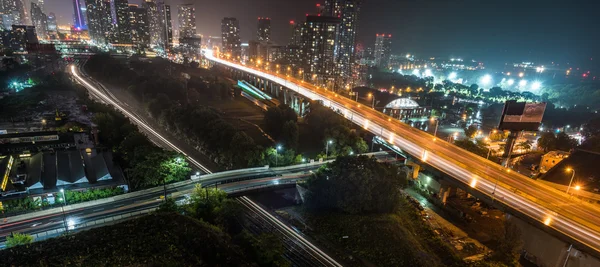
[
  {"xmin": 85, "ymin": 55, "xmax": 269, "ymax": 169},
  {"xmin": 305, "ymin": 103, "xmax": 368, "ymax": 158},
  {"xmin": 304, "ymin": 197, "xmax": 464, "ymax": 267},
  {"xmin": 305, "ymin": 155, "xmax": 405, "ymax": 214},
  {"xmin": 0, "ymin": 213, "xmax": 253, "ymax": 266},
  {"xmin": 5, "ymin": 233, "xmax": 34, "ymax": 248},
  {"xmin": 536, "ymin": 132, "xmax": 577, "ymax": 152},
  {"xmin": 61, "ymin": 187, "xmax": 125, "ymax": 205}
]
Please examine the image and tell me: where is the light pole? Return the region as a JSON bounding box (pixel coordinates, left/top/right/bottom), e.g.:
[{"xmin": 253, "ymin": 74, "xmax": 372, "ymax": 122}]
[
  {"xmin": 566, "ymin": 168, "xmax": 576, "ymax": 194},
  {"xmin": 368, "ymin": 93, "xmax": 375, "ymax": 109},
  {"xmin": 430, "ymin": 117, "xmax": 439, "ymax": 140},
  {"xmin": 59, "ymin": 189, "xmax": 68, "ymax": 234},
  {"xmin": 487, "ymin": 147, "xmax": 492, "ymax": 160},
  {"xmin": 325, "ymin": 140, "xmax": 333, "ymax": 158},
  {"xmin": 275, "ymin": 145, "xmax": 282, "ymax": 166}
]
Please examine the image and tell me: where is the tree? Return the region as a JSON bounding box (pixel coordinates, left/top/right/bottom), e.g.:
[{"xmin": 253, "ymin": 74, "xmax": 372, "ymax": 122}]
[
  {"xmin": 581, "ymin": 135, "xmax": 600, "ymax": 153},
  {"xmin": 463, "ymin": 124, "xmax": 479, "ymax": 139},
  {"xmin": 537, "ymin": 132, "xmax": 557, "ymax": 152},
  {"xmin": 582, "ymin": 116, "xmax": 600, "ymax": 139},
  {"xmin": 157, "ymin": 197, "xmax": 180, "ymax": 213},
  {"xmin": 6, "ymin": 233, "xmax": 34, "ymax": 248},
  {"xmin": 186, "ymin": 184, "xmax": 228, "ymax": 224},
  {"xmin": 305, "ymin": 155, "xmax": 405, "ymax": 214},
  {"xmin": 489, "ymin": 220, "xmax": 523, "ymax": 266},
  {"xmin": 280, "ymin": 121, "xmax": 299, "ymax": 150},
  {"xmin": 555, "ymin": 132, "xmax": 577, "ymax": 152},
  {"xmin": 264, "ymin": 105, "xmax": 297, "ymax": 138},
  {"xmin": 517, "ymin": 140, "xmax": 532, "ymax": 152}
]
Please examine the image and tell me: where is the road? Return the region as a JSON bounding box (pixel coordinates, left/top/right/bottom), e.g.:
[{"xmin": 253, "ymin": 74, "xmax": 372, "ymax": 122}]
[
  {"xmin": 204, "ymin": 50, "xmax": 600, "ymax": 254},
  {"xmin": 15, "ymin": 64, "xmax": 351, "ymax": 265}
]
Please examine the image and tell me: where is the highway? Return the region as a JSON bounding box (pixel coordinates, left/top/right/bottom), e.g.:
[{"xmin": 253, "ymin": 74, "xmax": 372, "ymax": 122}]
[
  {"xmin": 203, "ymin": 50, "xmax": 600, "ymax": 254},
  {"xmin": 26, "ymin": 65, "xmax": 355, "ymax": 265}
]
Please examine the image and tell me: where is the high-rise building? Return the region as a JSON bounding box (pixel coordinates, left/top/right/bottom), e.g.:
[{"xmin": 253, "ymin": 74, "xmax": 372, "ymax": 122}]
[
  {"xmin": 30, "ymin": 2, "xmax": 47, "ymax": 39},
  {"xmin": 301, "ymin": 15, "xmax": 340, "ymax": 87},
  {"xmin": 86, "ymin": 0, "xmax": 112, "ymax": 44},
  {"xmin": 157, "ymin": 2, "xmax": 172, "ymax": 50},
  {"xmin": 288, "ymin": 20, "xmax": 302, "ymax": 46},
  {"xmin": 2, "ymin": 0, "xmax": 26, "ymax": 25},
  {"xmin": 221, "ymin": 17, "xmax": 241, "ymax": 59},
  {"xmin": 113, "ymin": 0, "xmax": 131, "ymax": 43},
  {"xmin": 177, "ymin": 4, "xmax": 195, "ymax": 42},
  {"xmin": 256, "ymin": 17, "xmax": 270, "ymax": 42},
  {"xmin": 128, "ymin": 4, "xmax": 149, "ymax": 47},
  {"xmin": 324, "ymin": 0, "xmax": 361, "ymax": 84},
  {"xmin": 142, "ymin": 0, "xmax": 161, "ymax": 47},
  {"xmin": 47, "ymin": 12, "xmax": 57, "ymax": 31},
  {"xmin": 374, "ymin": 34, "xmax": 392, "ymax": 69},
  {"xmin": 10, "ymin": 25, "xmax": 37, "ymax": 51},
  {"xmin": 72, "ymin": 0, "xmax": 88, "ymax": 29}
]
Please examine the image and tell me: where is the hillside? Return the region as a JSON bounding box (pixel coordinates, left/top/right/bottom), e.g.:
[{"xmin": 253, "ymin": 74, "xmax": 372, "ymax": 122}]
[{"xmin": 0, "ymin": 213, "xmax": 253, "ymax": 266}]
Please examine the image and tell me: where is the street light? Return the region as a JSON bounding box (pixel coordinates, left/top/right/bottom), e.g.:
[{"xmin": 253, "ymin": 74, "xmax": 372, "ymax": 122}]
[
  {"xmin": 325, "ymin": 140, "xmax": 333, "ymax": 158},
  {"xmin": 59, "ymin": 189, "xmax": 68, "ymax": 234},
  {"xmin": 430, "ymin": 117, "xmax": 439, "ymax": 140},
  {"xmin": 275, "ymin": 145, "xmax": 282, "ymax": 166},
  {"xmin": 566, "ymin": 168, "xmax": 576, "ymax": 194}
]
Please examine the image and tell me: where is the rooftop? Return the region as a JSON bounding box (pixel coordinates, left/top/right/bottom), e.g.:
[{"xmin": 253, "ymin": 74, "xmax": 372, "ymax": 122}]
[{"xmin": 540, "ymin": 149, "xmax": 600, "ymax": 194}]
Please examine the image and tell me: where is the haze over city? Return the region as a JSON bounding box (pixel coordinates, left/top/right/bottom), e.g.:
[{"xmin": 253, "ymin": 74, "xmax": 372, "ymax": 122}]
[
  {"xmin": 1, "ymin": 0, "xmax": 600, "ymax": 266},
  {"xmin": 40, "ymin": 0, "xmax": 600, "ymax": 67}
]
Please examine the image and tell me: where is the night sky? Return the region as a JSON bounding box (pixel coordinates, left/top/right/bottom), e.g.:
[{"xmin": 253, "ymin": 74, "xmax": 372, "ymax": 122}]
[{"xmin": 43, "ymin": 0, "xmax": 598, "ymax": 67}]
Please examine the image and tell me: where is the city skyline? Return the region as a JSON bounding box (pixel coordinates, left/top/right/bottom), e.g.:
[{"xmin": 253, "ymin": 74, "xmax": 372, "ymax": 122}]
[{"xmin": 36, "ymin": 0, "xmax": 599, "ymax": 67}]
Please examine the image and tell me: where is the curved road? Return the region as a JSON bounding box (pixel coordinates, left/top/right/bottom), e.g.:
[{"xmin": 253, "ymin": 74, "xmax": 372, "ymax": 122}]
[{"xmin": 203, "ymin": 50, "xmax": 600, "ymax": 254}]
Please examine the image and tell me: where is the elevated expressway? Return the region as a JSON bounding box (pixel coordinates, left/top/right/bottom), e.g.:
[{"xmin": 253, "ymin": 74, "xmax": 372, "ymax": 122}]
[{"xmin": 204, "ymin": 49, "xmax": 600, "ymax": 254}]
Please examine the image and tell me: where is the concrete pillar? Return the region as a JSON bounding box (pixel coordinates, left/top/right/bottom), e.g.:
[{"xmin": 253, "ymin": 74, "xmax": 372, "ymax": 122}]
[{"xmin": 283, "ymin": 88, "xmax": 288, "ymax": 105}]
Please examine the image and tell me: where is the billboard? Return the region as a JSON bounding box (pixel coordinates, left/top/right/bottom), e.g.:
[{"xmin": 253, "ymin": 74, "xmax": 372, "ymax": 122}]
[{"xmin": 498, "ymin": 101, "xmax": 546, "ymax": 131}]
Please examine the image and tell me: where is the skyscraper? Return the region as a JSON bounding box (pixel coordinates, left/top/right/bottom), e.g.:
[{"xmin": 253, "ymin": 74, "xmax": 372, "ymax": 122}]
[
  {"xmin": 128, "ymin": 4, "xmax": 149, "ymax": 47},
  {"xmin": 256, "ymin": 17, "xmax": 270, "ymax": 42},
  {"xmin": 288, "ymin": 20, "xmax": 302, "ymax": 46},
  {"xmin": 324, "ymin": 0, "xmax": 361, "ymax": 84},
  {"xmin": 221, "ymin": 17, "xmax": 241, "ymax": 59},
  {"xmin": 142, "ymin": 0, "xmax": 161, "ymax": 48},
  {"xmin": 157, "ymin": 2, "xmax": 172, "ymax": 50},
  {"xmin": 2, "ymin": 0, "xmax": 26, "ymax": 25},
  {"xmin": 72, "ymin": 0, "xmax": 88, "ymax": 29},
  {"xmin": 301, "ymin": 15, "xmax": 340, "ymax": 87},
  {"xmin": 30, "ymin": 2, "xmax": 47, "ymax": 39},
  {"xmin": 374, "ymin": 34, "xmax": 392, "ymax": 69},
  {"xmin": 114, "ymin": 0, "xmax": 131, "ymax": 43},
  {"xmin": 177, "ymin": 4, "xmax": 195, "ymax": 42},
  {"xmin": 47, "ymin": 12, "xmax": 57, "ymax": 31},
  {"xmin": 86, "ymin": 0, "xmax": 112, "ymax": 44}
]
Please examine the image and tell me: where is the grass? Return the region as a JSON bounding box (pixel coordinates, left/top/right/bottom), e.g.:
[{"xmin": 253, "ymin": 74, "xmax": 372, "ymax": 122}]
[{"xmin": 301, "ymin": 198, "xmax": 464, "ymax": 267}]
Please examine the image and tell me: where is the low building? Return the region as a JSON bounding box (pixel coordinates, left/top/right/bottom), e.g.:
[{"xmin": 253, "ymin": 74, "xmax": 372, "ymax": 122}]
[
  {"xmin": 0, "ymin": 131, "xmax": 124, "ymax": 198},
  {"xmin": 539, "ymin": 150, "xmax": 570, "ymax": 173}
]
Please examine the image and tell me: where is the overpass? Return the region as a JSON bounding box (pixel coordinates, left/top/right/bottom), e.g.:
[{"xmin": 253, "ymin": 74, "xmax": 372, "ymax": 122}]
[{"xmin": 203, "ymin": 49, "xmax": 600, "ymax": 256}]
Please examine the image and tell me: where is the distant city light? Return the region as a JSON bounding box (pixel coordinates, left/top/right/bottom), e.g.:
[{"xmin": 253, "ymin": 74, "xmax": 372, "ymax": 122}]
[
  {"xmin": 480, "ymin": 74, "xmax": 492, "ymax": 85},
  {"xmin": 531, "ymin": 81, "xmax": 542, "ymax": 90},
  {"xmin": 406, "ymin": 54, "xmax": 411, "ymax": 58},
  {"xmin": 424, "ymin": 69, "xmax": 433, "ymax": 77},
  {"xmin": 536, "ymin": 66, "xmax": 545, "ymax": 73},
  {"xmin": 518, "ymin": 72, "xmax": 524, "ymax": 78},
  {"xmin": 507, "ymin": 79, "xmax": 515, "ymax": 85},
  {"xmin": 412, "ymin": 69, "xmax": 420, "ymax": 76},
  {"xmin": 448, "ymin": 72, "xmax": 457, "ymax": 80},
  {"xmin": 519, "ymin": 80, "xmax": 528, "ymax": 87}
]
